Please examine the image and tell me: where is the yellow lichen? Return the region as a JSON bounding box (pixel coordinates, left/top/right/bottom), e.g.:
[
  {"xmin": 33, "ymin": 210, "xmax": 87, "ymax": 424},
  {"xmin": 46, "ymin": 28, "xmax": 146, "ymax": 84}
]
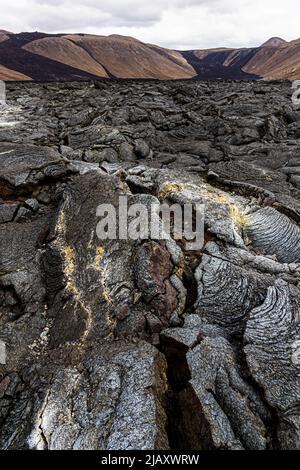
[
  {"xmin": 95, "ymin": 246, "xmax": 105, "ymax": 267},
  {"xmin": 53, "ymin": 208, "xmax": 94, "ymax": 345},
  {"xmin": 213, "ymin": 194, "xmax": 229, "ymax": 204},
  {"xmin": 62, "ymin": 245, "xmax": 80, "ymax": 297},
  {"xmin": 56, "ymin": 208, "xmax": 67, "ymax": 238},
  {"xmin": 104, "ymin": 313, "xmax": 117, "ymax": 334},
  {"xmin": 133, "ymin": 291, "xmax": 142, "ymax": 304},
  {"xmin": 175, "ymin": 266, "xmax": 184, "ymax": 278},
  {"xmin": 229, "ymin": 205, "xmax": 250, "ymax": 231},
  {"xmin": 159, "ymin": 182, "xmax": 183, "ymax": 199},
  {"xmin": 102, "ymin": 288, "xmax": 112, "ymax": 304},
  {"xmin": 64, "ymin": 246, "xmax": 76, "ymax": 276}
]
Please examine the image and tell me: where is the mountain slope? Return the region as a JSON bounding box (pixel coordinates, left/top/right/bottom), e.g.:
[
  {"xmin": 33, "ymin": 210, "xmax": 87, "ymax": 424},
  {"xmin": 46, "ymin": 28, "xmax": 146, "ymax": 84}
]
[
  {"xmin": 182, "ymin": 37, "xmax": 300, "ymax": 80},
  {"xmin": 0, "ymin": 31, "xmax": 300, "ymax": 81},
  {"xmin": 243, "ymin": 40, "xmax": 300, "ymax": 80},
  {"xmin": 63, "ymin": 34, "xmax": 196, "ymax": 79},
  {"xmin": 181, "ymin": 48, "xmax": 261, "ymax": 80},
  {"xmin": 0, "ymin": 32, "xmax": 106, "ymax": 81},
  {"xmin": 261, "ymin": 37, "xmax": 287, "ymax": 47},
  {"xmin": 0, "ymin": 64, "xmax": 31, "ymax": 80},
  {"xmin": 0, "ymin": 30, "xmax": 11, "ymax": 44},
  {"xmin": 23, "ymin": 37, "xmax": 108, "ymax": 78}
]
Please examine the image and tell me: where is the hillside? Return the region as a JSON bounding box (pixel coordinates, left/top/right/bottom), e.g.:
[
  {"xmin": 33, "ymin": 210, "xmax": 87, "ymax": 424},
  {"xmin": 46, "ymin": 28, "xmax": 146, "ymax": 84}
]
[{"xmin": 0, "ymin": 31, "xmax": 300, "ymax": 80}]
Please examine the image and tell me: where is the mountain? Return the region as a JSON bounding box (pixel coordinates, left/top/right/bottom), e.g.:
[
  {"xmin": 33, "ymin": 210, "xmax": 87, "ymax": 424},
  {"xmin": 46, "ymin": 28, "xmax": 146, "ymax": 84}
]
[
  {"xmin": 181, "ymin": 47, "xmax": 261, "ymax": 80},
  {"xmin": 23, "ymin": 37, "xmax": 109, "ymax": 78},
  {"xmin": 62, "ymin": 34, "xmax": 196, "ymax": 79},
  {"xmin": 0, "ymin": 30, "xmax": 11, "ymax": 43},
  {"xmin": 0, "ymin": 64, "xmax": 31, "ymax": 80},
  {"xmin": 243, "ymin": 39, "xmax": 300, "ymax": 80},
  {"xmin": 180, "ymin": 36, "xmax": 300, "ymax": 80},
  {"xmin": 0, "ymin": 31, "xmax": 299, "ymax": 81},
  {"xmin": 260, "ymin": 37, "xmax": 287, "ymax": 47},
  {"xmin": 0, "ymin": 32, "xmax": 195, "ymax": 81}
]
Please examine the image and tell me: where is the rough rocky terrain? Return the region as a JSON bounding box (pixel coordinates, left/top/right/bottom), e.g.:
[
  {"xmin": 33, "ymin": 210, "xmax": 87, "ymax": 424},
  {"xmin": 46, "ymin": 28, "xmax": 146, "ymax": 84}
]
[{"xmin": 0, "ymin": 79, "xmax": 300, "ymax": 450}]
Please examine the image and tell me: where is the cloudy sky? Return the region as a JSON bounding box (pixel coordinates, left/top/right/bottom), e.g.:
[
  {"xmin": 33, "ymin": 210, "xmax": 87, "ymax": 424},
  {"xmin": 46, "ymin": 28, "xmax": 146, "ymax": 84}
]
[{"xmin": 0, "ymin": 0, "xmax": 299, "ymax": 50}]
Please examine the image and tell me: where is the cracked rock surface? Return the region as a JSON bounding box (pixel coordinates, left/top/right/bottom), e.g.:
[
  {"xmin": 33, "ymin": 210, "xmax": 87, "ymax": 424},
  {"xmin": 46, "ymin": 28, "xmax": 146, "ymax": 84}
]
[{"xmin": 0, "ymin": 80, "xmax": 300, "ymax": 450}]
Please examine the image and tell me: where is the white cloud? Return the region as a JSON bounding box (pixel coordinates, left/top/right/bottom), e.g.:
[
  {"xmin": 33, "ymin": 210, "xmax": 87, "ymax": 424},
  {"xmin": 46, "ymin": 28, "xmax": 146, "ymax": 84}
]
[{"xmin": 0, "ymin": 0, "xmax": 299, "ymax": 49}]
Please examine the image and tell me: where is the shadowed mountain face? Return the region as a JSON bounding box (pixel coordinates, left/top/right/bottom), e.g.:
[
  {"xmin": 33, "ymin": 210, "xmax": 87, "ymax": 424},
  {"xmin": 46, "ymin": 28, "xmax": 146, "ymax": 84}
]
[
  {"xmin": 181, "ymin": 49, "xmax": 261, "ymax": 80},
  {"xmin": 0, "ymin": 31, "xmax": 299, "ymax": 81},
  {"xmin": 0, "ymin": 33, "xmax": 107, "ymax": 81}
]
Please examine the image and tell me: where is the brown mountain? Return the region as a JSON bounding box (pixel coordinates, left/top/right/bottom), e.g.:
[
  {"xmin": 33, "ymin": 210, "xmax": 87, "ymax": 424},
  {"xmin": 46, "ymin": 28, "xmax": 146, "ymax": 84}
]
[
  {"xmin": 23, "ymin": 37, "xmax": 108, "ymax": 78},
  {"xmin": 0, "ymin": 30, "xmax": 11, "ymax": 43},
  {"xmin": 0, "ymin": 32, "xmax": 195, "ymax": 81},
  {"xmin": 243, "ymin": 39, "xmax": 300, "ymax": 80},
  {"xmin": 181, "ymin": 37, "xmax": 300, "ymax": 80},
  {"xmin": 260, "ymin": 37, "xmax": 287, "ymax": 47},
  {"xmin": 62, "ymin": 34, "xmax": 196, "ymax": 79},
  {"xmin": 0, "ymin": 31, "xmax": 299, "ymax": 81},
  {"xmin": 0, "ymin": 64, "xmax": 31, "ymax": 81}
]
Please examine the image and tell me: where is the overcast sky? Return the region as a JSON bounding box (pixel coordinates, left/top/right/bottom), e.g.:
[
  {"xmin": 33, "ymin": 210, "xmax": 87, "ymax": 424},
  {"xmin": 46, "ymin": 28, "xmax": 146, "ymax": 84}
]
[{"xmin": 0, "ymin": 0, "xmax": 299, "ymax": 50}]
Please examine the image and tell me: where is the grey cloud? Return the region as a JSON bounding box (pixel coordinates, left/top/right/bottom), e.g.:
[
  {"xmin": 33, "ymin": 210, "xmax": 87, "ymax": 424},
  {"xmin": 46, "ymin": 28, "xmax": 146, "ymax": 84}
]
[
  {"xmin": 0, "ymin": 0, "xmax": 299, "ymax": 50},
  {"xmin": 27, "ymin": 0, "xmax": 216, "ymax": 28},
  {"xmin": 27, "ymin": 0, "xmax": 165, "ymax": 29}
]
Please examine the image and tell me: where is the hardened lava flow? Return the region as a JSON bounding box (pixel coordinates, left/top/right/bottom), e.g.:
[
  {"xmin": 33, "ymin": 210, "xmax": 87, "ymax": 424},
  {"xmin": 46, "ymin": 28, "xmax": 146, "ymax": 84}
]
[{"xmin": 0, "ymin": 79, "xmax": 300, "ymax": 450}]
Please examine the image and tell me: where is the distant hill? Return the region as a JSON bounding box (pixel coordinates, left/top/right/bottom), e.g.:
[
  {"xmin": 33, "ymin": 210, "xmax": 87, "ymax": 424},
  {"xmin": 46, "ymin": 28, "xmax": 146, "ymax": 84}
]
[
  {"xmin": 260, "ymin": 37, "xmax": 287, "ymax": 47},
  {"xmin": 0, "ymin": 31, "xmax": 299, "ymax": 81}
]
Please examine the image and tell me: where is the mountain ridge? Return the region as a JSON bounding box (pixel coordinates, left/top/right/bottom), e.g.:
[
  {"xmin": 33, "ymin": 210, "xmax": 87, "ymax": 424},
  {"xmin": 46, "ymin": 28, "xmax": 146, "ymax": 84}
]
[
  {"xmin": 0, "ymin": 31, "xmax": 299, "ymax": 81},
  {"xmin": 260, "ymin": 37, "xmax": 287, "ymax": 47}
]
